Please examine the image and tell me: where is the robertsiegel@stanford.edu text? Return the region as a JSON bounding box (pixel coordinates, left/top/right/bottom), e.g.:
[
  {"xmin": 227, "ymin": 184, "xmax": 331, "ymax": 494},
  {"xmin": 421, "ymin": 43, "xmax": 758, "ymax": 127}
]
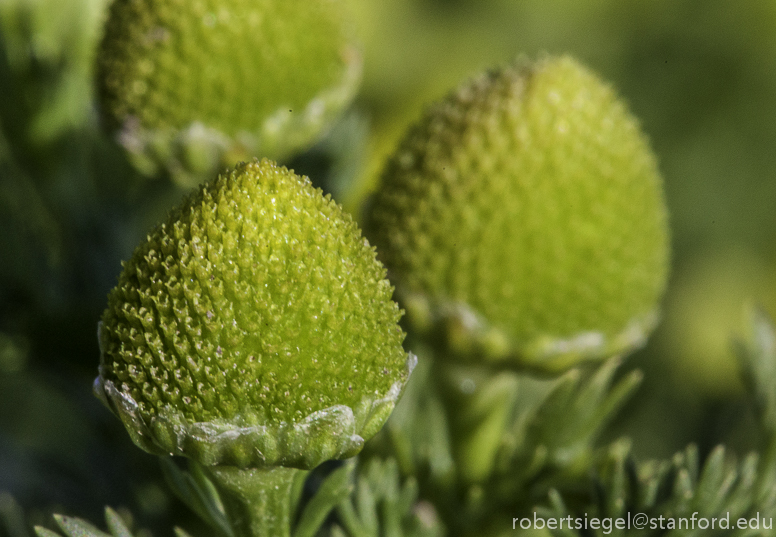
[{"xmin": 513, "ymin": 511, "xmax": 773, "ymax": 533}]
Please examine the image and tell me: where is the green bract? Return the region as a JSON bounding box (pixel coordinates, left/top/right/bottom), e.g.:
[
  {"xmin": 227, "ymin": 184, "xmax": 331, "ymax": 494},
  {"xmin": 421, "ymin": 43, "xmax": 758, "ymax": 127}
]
[
  {"xmin": 97, "ymin": 0, "xmax": 361, "ymax": 186},
  {"xmin": 368, "ymin": 56, "xmax": 669, "ymax": 372},
  {"xmin": 95, "ymin": 159, "xmax": 412, "ymax": 469}
]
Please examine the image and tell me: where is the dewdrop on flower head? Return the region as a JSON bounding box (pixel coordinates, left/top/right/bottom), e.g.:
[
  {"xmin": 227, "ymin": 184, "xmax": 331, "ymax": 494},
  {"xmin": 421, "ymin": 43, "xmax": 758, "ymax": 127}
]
[
  {"xmin": 97, "ymin": 0, "xmax": 361, "ymax": 187},
  {"xmin": 367, "ymin": 56, "xmax": 669, "ymax": 372},
  {"xmin": 95, "ymin": 159, "xmax": 413, "ymax": 469}
]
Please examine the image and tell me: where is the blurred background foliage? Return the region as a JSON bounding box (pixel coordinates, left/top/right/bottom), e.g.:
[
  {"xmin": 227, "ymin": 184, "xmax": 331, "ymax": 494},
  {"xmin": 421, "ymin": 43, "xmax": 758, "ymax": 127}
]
[{"xmin": 2, "ymin": 0, "xmax": 776, "ymax": 534}]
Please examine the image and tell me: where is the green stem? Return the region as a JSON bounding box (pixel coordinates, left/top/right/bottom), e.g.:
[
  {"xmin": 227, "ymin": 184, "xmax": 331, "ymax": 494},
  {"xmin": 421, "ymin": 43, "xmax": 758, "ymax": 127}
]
[
  {"xmin": 206, "ymin": 466, "xmax": 308, "ymax": 537},
  {"xmin": 435, "ymin": 360, "xmax": 519, "ymax": 484}
]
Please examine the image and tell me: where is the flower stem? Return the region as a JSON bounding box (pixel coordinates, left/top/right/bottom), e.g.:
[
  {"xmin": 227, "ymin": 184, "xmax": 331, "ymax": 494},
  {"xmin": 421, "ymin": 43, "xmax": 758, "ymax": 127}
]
[
  {"xmin": 206, "ymin": 465, "xmax": 307, "ymax": 537},
  {"xmin": 436, "ymin": 360, "xmax": 519, "ymax": 484}
]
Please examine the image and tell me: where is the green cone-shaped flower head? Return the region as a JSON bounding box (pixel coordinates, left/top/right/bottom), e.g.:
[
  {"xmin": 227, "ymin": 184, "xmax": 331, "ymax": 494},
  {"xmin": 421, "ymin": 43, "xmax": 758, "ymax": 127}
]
[
  {"xmin": 97, "ymin": 0, "xmax": 361, "ymax": 186},
  {"xmin": 96, "ymin": 159, "xmax": 412, "ymax": 469},
  {"xmin": 368, "ymin": 56, "xmax": 669, "ymax": 372}
]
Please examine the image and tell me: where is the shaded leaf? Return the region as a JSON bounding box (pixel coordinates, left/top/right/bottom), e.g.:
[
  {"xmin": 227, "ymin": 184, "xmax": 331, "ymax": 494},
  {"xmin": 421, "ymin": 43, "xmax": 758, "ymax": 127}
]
[
  {"xmin": 159, "ymin": 458, "xmax": 233, "ymax": 537},
  {"xmin": 333, "ymin": 458, "xmax": 444, "ymax": 537},
  {"xmin": 293, "ymin": 463, "xmax": 354, "ymax": 537},
  {"xmin": 52, "ymin": 515, "xmax": 110, "ymax": 537}
]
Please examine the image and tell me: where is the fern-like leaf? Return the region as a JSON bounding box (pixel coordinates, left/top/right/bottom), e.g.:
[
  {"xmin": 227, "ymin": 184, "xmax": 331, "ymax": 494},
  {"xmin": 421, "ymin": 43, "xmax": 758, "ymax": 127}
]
[
  {"xmin": 159, "ymin": 458, "xmax": 233, "ymax": 537},
  {"xmin": 537, "ymin": 442, "xmax": 776, "ymax": 536},
  {"xmin": 332, "ymin": 458, "xmax": 444, "ymax": 537},
  {"xmin": 489, "ymin": 357, "xmax": 642, "ymax": 511},
  {"xmin": 33, "ymin": 509, "xmax": 140, "ymax": 537},
  {"xmin": 0, "ymin": 492, "xmax": 32, "ymax": 537},
  {"xmin": 736, "ymin": 307, "xmax": 776, "ymax": 456},
  {"xmin": 293, "ymin": 463, "xmax": 354, "ymax": 537}
]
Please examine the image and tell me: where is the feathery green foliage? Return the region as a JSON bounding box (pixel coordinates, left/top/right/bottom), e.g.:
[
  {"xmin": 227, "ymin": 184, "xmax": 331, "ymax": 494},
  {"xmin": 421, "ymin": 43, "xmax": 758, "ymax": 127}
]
[
  {"xmin": 373, "ymin": 350, "xmax": 642, "ymax": 535},
  {"xmin": 34, "ymin": 508, "xmax": 139, "ymax": 537},
  {"xmin": 526, "ymin": 310, "xmax": 776, "ymax": 537},
  {"xmin": 536, "ymin": 442, "xmax": 776, "ymax": 536},
  {"xmin": 333, "ymin": 458, "xmax": 444, "ymax": 537}
]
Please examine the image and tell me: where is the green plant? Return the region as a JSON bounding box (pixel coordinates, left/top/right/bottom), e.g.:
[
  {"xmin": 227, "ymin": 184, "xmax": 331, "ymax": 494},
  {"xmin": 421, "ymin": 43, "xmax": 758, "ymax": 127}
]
[
  {"xmin": 95, "ymin": 158, "xmax": 412, "ymax": 537},
  {"xmin": 97, "ymin": 0, "xmax": 360, "ymax": 186},
  {"xmin": 3, "ymin": 2, "xmax": 776, "ymax": 537},
  {"xmin": 367, "ymin": 55, "xmax": 669, "ymax": 372}
]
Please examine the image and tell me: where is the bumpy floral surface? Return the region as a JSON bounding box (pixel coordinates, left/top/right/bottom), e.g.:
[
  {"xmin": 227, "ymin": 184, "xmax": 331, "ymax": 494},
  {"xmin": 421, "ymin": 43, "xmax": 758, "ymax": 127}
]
[
  {"xmin": 368, "ymin": 56, "xmax": 669, "ymax": 372},
  {"xmin": 96, "ymin": 159, "xmax": 412, "ymax": 468},
  {"xmin": 97, "ymin": 0, "xmax": 361, "ymax": 185}
]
